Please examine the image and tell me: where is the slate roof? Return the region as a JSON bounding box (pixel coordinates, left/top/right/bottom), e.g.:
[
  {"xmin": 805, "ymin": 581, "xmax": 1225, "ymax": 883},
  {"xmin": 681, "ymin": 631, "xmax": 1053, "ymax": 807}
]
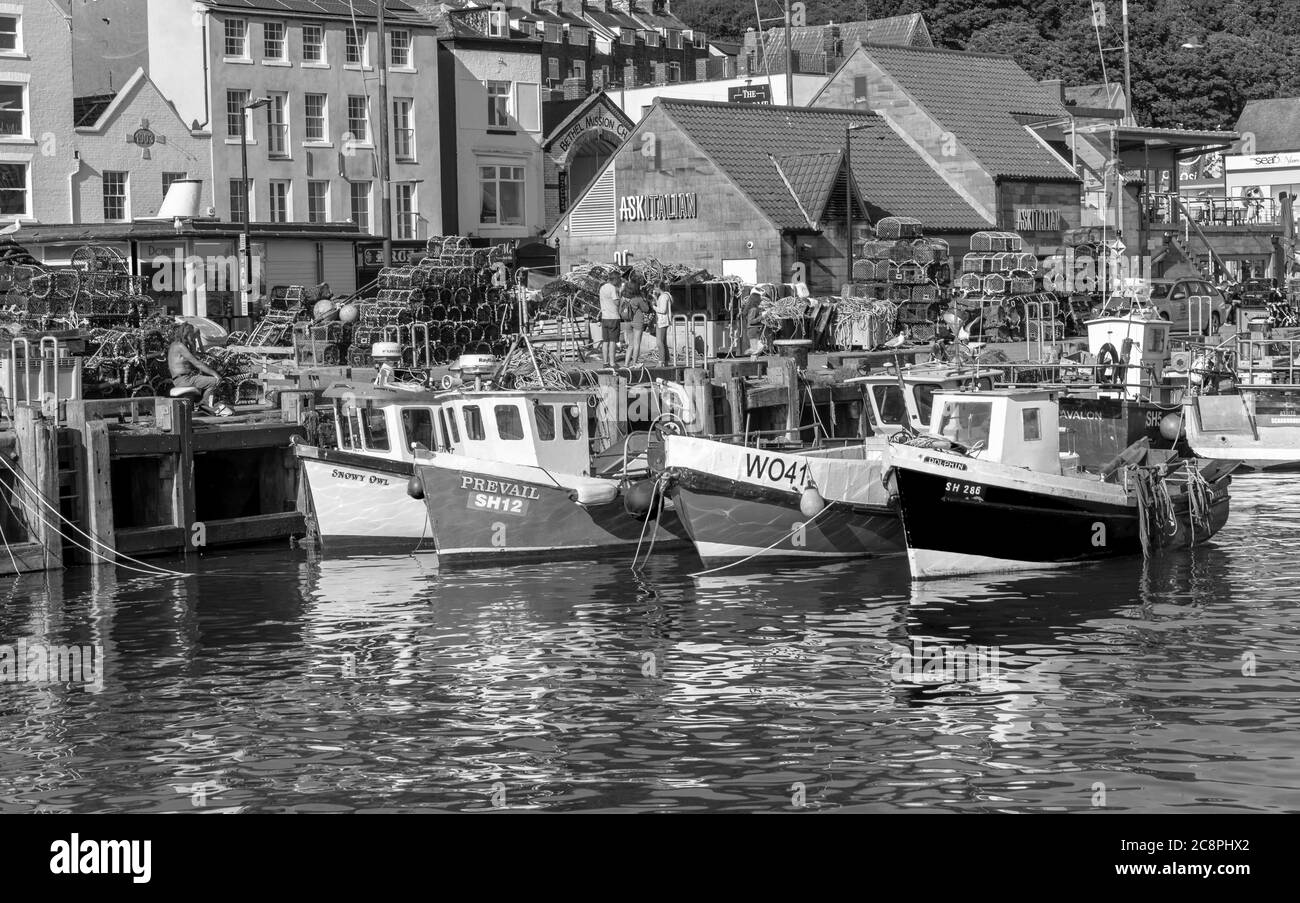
[
  {"xmin": 656, "ymin": 100, "xmax": 992, "ymax": 231},
  {"xmin": 753, "ymin": 13, "xmax": 931, "ymax": 72},
  {"xmin": 1235, "ymin": 99, "xmax": 1300, "ymax": 153},
  {"xmin": 203, "ymin": 0, "xmax": 424, "ymax": 22},
  {"xmin": 586, "ymin": 8, "xmax": 640, "ymax": 31},
  {"xmin": 850, "ymin": 43, "xmax": 1076, "ymax": 181}
]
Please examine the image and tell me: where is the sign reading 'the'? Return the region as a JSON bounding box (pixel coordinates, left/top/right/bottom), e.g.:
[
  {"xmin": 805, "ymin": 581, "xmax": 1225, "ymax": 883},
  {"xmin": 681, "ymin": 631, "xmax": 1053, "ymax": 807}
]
[
  {"xmin": 728, "ymin": 84, "xmax": 772, "ymax": 104},
  {"xmin": 619, "ymin": 193, "xmax": 699, "ymax": 222}
]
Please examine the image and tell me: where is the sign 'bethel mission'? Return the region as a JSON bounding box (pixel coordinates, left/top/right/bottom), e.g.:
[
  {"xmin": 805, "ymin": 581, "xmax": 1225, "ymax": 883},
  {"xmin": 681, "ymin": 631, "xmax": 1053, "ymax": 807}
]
[{"xmin": 618, "ymin": 192, "xmax": 699, "ymax": 222}]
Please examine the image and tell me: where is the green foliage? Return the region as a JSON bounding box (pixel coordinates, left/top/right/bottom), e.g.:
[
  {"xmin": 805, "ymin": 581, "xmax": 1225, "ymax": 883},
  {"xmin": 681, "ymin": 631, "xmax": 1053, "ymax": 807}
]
[{"xmin": 673, "ymin": 0, "xmax": 1293, "ymax": 128}]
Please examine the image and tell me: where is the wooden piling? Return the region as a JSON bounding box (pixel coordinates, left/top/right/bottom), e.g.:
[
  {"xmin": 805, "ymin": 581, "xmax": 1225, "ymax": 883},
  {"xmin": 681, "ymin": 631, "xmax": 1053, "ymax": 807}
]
[
  {"xmin": 782, "ymin": 358, "xmax": 802, "ymax": 442},
  {"xmin": 596, "ymin": 372, "xmax": 621, "ymax": 446},
  {"xmin": 15, "ymin": 404, "xmax": 62, "ymax": 571},
  {"xmin": 684, "ymin": 368, "xmax": 712, "ymax": 435},
  {"xmin": 726, "ymin": 376, "xmax": 747, "ymax": 436},
  {"xmin": 83, "ymin": 419, "xmax": 116, "ymax": 563}
]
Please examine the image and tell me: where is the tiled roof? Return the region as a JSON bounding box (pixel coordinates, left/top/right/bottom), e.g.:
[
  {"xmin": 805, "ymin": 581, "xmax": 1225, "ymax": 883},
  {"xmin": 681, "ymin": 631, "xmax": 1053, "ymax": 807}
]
[
  {"xmin": 856, "ymin": 43, "xmax": 1076, "ymax": 181},
  {"xmin": 658, "ymin": 100, "xmax": 992, "ymax": 231},
  {"xmin": 74, "ymin": 94, "xmax": 115, "ymax": 128},
  {"xmin": 774, "ymin": 151, "xmax": 843, "ymax": 226},
  {"xmin": 203, "ymin": 0, "xmax": 423, "ymax": 21},
  {"xmin": 1235, "ymin": 98, "xmax": 1300, "ymax": 153},
  {"xmin": 586, "ymin": 8, "xmax": 639, "ymax": 30},
  {"xmin": 755, "ymin": 13, "xmax": 931, "ymax": 71}
]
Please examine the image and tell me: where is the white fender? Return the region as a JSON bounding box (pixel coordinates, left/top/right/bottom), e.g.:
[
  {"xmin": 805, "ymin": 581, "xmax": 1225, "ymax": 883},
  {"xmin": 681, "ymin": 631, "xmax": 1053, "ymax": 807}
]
[{"xmin": 570, "ymin": 482, "xmax": 620, "ymax": 507}]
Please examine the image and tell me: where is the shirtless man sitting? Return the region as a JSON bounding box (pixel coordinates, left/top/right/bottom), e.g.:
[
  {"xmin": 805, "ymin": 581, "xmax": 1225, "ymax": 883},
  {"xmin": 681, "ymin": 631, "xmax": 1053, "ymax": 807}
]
[{"xmin": 168, "ymin": 323, "xmax": 231, "ymax": 416}]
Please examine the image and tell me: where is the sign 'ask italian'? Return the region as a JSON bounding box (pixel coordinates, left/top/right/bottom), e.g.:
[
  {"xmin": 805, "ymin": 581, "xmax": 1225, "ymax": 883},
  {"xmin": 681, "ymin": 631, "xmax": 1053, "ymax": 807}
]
[{"xmin": 618, "ymin": 192, "xmax": 699, "ymax": 222}]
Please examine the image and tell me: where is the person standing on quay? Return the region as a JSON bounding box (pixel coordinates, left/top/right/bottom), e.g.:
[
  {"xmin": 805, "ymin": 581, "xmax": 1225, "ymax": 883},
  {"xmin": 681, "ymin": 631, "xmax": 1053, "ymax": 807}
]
[
  {"xmin": 599, "ymin": 272, "xmax": 623, "ymax": 368},
  {"xmin": 623, "ymin": 282, "xmax": 651, "ymax": 368},
  {"xmin": 653, "ymin": 281, "xmax": 673, "ymax": 365},
  {"xmin": 744, "ymin": 289, "xmax": 766, "ymax": 356}
]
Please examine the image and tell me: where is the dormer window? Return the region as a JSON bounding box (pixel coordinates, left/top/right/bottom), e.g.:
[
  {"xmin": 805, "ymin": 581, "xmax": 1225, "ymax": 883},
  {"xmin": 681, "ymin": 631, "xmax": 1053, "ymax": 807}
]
[
  {"xmin": 643, "ymin": 29, "xmax": 659, "ymax": 47},
  {"xmin": 569, "ymin": 26, "xmax": 588, "ymax": 46},
  {"xmin": 488, "ymin": 10, "xmax": 508, "ymax": 38},
  {"xmin": 544, "ymin": 23, "xmax": 562, "ymax": 43},
  {"xmin": 620, "ymin": 27, "xmax": 634, "ymax": 45},
  {"xmin": 666, "ymin": 30, "xmax": 682, "ymax": 50}
]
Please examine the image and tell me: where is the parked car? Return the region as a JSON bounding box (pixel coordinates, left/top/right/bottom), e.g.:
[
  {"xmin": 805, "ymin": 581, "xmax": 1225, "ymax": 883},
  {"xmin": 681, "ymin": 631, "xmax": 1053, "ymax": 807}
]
[{"xmin": 1107, "ymin": 278, "xmax": 1230, "ymax": 333}]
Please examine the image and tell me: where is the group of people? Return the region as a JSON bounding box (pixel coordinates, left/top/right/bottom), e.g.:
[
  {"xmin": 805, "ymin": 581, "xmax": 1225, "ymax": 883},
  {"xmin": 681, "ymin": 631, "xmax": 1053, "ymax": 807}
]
[{"xmin": 598, "ymin": 273, "xmax": 674, "ymax": 368}]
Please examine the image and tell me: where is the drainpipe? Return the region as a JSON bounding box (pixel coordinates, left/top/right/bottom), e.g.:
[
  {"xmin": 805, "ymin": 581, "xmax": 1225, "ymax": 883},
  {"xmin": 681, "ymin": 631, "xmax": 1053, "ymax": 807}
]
[{"xmin": 67, "ymin": 153, "xmax": 82, "ymax": 223}]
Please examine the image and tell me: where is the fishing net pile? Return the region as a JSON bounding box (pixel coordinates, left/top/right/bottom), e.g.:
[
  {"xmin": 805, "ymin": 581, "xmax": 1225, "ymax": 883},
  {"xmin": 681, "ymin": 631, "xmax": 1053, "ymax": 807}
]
[{"xmin": 533, "ymin": 258, "xmax": 718, "ymax": 322}]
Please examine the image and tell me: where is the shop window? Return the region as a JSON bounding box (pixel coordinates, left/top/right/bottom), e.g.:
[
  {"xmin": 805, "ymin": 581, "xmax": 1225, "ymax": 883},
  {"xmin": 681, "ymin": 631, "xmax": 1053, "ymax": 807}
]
[
  {"xmin": 0, "ymin": 83, "xmax": 25, "ymax": 136},
  {"xmin": 362, "ymin": 407, "xmax": 390, "ymax": 451},
  {"xmin": 0, "ymin": 161, "xmax": 28, "ymax": 216},
  {"xmin": 479, "ymin": 165, "xmax": 525, "ymax": 226},
  {"xmin": 534, "ymin": 403, "xmax": 556, "ymax": 441},
  {"xmin": 402, "ymin": 408, "xmax": 435, "ymax": 450},
  {"xmin": 495, "ymin": 405, "xmax": 525, "ymax": 440},
  {"xmin": 463, "ymin": 405, "xmax": 485, "ymax": 441},
  {"xmin": 561, "ymin": 405, "xmax": 582, "ymax": 440}
]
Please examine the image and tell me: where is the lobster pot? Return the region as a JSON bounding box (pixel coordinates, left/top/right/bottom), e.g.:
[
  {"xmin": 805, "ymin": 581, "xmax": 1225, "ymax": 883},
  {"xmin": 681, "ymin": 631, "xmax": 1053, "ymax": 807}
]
[
  {"xmin": 957, "ymin": 272, "xmax": 983, "ymax": 293},
  {"xmin": 429, "ymin": 303, "xmax": 447, "ymax": 321},
  {"xmin": 1010, "ymin": 277, "xmax": 1036, "ymax": 295},
  {"xmin": 445, "ymin": 304, "xmax": 464, "ymax": 323},
  {"xmin": 992, "ymin": 252, "xmax": 1018, "ymax": 273},
  {"xmin": 911, "ymin": 284, "xmax": 938, "ymax": 304},
  {"xmin": 439, "ymin": 324, "xmax": 457, "ymax": 344},
  {"xmin": 876, "ymin": 216, "xmax": 924, "ymax": 240},
  {"xmin": 933, "ymin": 263, "xmax": 952, "ymax": 285},
  {"xmin": 860, "ymin": 240, "xmax": 895, "ymax": 260},
  {"xmin": 963, "ymin": 253, "xmax": 996, "ymax": 274},
  {"xmin": 1015, "ymin": 253, "xmax": 1039, "ymax": 272},
  {"xmin": 852, "ymin": 259, "xmax": 875, "ymax": 281},
  {"xmin": 971, "ymin": 231, "xmax": 1023, "ymax": 252},
  {"xmin": 983, "ymin": 274, "xmax": 1007, "ymax": 295},
  {"xmin": 444, "ymin": 344, "xmax": 464, "ymax": 361},
  {"xmin": 1027, "ymin": 320, "xmax": 1064, "ymax": 343},
  {"xmin": 877, "ymin": 260, "xmax": 897, "ymax": 282},
  {"xmin": 889, "ymin": 240, "xmax": 917, "ymax": 262},
  {"xmin": 897, "ymin": 300, "xmax": 935, "ymax": 324},
  {"xmin": 431, "ymin": 345, "xmax": 448, "ymax": 364},
  {"xmin": 412, "ymin": 304, "xmax": 431, "ymax": 323},
  {"xmin": 474, "ymin": 303, "xmax": 494, "ymax": 323},
  {"xmin": 911, "ymin": 239, "xmax": 941, "ymax": 265},
  {"xmin": 895, "ymin": 261, "xmax": 925, "ymax": 284}
]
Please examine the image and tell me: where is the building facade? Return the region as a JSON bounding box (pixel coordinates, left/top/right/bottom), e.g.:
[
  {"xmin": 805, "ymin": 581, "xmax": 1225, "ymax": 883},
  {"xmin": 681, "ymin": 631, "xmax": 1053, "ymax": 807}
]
[{"xmin": 145, "ymin": 0, "xmax": 444, "ymax": 241}]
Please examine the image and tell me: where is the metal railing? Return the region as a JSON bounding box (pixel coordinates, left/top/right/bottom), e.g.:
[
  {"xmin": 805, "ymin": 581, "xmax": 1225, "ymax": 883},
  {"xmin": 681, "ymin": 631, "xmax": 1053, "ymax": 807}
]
[{"xmin": 1145, "ymin": 192, "xmax": 1281, "ymax": 226}]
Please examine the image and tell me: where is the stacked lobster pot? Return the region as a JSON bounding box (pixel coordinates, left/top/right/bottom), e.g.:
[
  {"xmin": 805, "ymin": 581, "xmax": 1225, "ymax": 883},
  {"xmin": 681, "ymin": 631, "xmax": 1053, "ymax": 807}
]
[
  {"xmin": 847, "ymin": 216, "xmax": 952, "ymax": 343},
  {"xmin": 958, "ymin": 231, "xmax": 1060, "ymax": 343},
  {"xmin": 345, "ymin": 235, "xmax": 520, "ymax": 370}
]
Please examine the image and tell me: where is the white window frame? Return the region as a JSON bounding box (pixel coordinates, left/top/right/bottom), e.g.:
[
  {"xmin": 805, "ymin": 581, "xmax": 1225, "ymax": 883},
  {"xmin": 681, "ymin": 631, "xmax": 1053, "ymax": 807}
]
[
  {"xmin": 223, "ymin": 18, "xmax": 250, "ymax": 60},
  {"xmin": 667, "ymin": 62, "xmax": 680, "ymax": 83},
  {"xmin": 643, "ymin": 30, "xmax": 659, "ymax": 48},
  {"xmin": 568, "ymin": 26, "xmax": 587, "ymax": 47},
  {"xmin": 486, "ymin": 80, "xmax": 511, "ymax": 128},
  {"xmin": 0, "ymin": 10, "xmax": 22, "ymax": 57},
  {"xmin": 346, "ymin": 95, "xmax": 370, "ymax": 145},
  {"xmin": 388, "ymin": 28, "xmax": 412, "ymax": 69},
  {"xmin": 666, "ymin": 30, "xmax": 682, "ymax": 50},
  {"xmin": 620, "ymin": 27, "xmax": 634, "ymax": 46},
  {"xmin": 102, "ymin": 171, "xmax": 129, "ymax": 222},
  {"xmin": 269, "ymin": 179, "xmax": 291, "ymax": 223},
  {"xmin": 267, "ymin": 92, "xmax": 289, "ymax": 157},
  {"xmin": 303, "ymin": 93, "xmax": 329, "ymax": 144},
  {"xmin": 225, "ymin": 88, "xmax": 252, "ymax": 142},
  {"xmin": 345, "ymin": 26, "xmax": 368, "ymax": 67},
  {"xmin": 307, "ymin": 180, "xmax": 330, "ymax": 224},
  {"xmin": 395, "ymin": 182, "xmax": 418, "ymax": 239},
  {"xmin": 478, "ymin": 162, "xmax": 526, "ymax": 227},
  {"xmin": 350, "ymin": 180, "xmax": 372, "ymax": 232},
  {"xmin": 393, "ymin": 97, "xmax": 415, "ymax": 160},
  {"xmin": 301, "ymin": 23, "xmax": 327, "ymax": 65},
  {"xmin": 0, "ymin": 155, "xmax": 31, "ymax": 219},
  {"xmin": 488, "ymin": 10, "xmax": 508, "ymax": 38},
  {"xmin": 229, "ymin": 177, "xmax": 252, "ymax": 223},
  {"xmin": 262, "ymin": 21, "xmax": 287, "ymax": 62},
  {"xmin": 0, "ymin": 80, "xmax": 28, "ymax": 141},
  {"xmin": 693, "ymin": 31, "xmax": 707, "ymax": 49},
  {"xmin": 569, "ymin": 59, "xmax": 586, "ymax": 81},
  {"xmin": 544, "ymin": 24, "xmax": 561, "ymax": 44}
]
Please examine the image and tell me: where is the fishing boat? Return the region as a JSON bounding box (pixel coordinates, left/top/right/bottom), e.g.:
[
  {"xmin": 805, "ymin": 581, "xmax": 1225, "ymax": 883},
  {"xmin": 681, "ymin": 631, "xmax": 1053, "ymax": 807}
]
[
  {"xmin": 408, "ymin": 386, "xmax": 689, "ymax": 563},
  {"xmin": 293, "ymin": 381, "xmax": 443, "ymax": 554},
  {"xmin": 885, "ymin": 387, "xmax": 1233, "ymax": 579},
  {"xmin": 660, "ymin": 362, "xmax": 994, "ymax": 568}
]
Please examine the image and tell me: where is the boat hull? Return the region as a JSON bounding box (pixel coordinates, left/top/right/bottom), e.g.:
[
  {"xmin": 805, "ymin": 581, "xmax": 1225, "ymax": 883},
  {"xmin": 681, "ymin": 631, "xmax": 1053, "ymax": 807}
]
[
  {"xmin": 663, "ymin": 437, "xmax": 902, "ymax": 567},
  {"xmin": 416, "ymin": 455, "xmax": 688, "ymax": 564},
  {"xmin": 298, "ymin": 449, "xmax": 434, "ymax": 555},
  {"xmin": 888, "ymin": 444, "xmax": 1230, "ymax": 579},
  {"xmin": 1184, "ymin": 393, "xmax": 1300, "ymax": 470}
]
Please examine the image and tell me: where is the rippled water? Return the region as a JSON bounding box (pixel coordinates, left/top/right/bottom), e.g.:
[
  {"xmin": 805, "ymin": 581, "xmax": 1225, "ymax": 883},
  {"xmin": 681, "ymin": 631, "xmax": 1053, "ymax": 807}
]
[{"xmin": 1, "ymin": 474, "xmax": 1298, "ymax": 813}]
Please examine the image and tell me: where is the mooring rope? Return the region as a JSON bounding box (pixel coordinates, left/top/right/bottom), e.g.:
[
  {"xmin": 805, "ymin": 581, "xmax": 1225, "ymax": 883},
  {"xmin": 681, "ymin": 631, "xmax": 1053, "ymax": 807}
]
[
  {"xmin": 687, "ymin": 499, "xmax": 835, "ymax": 578},
  {"xmin": 629, "ymin": 475, "xmax": 667, "ymax": 573}
]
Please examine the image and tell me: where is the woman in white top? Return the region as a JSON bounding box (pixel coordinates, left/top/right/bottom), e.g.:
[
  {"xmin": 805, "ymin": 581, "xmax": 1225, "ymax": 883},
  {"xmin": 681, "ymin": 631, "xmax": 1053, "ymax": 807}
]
[{"xmin": 652, "ymin": 282, "xmax": 673, "ymax": 365}]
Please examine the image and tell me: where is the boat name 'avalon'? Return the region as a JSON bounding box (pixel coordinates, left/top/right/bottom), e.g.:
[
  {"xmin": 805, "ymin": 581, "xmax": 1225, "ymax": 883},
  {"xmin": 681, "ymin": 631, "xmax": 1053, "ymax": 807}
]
[
  {"xmin": 459, "ymin": 475, "xmax": 542, "ymax": 499},
  {"xmin": 619, "ymin": 193, "xmax": 698, "ymax": 222}
]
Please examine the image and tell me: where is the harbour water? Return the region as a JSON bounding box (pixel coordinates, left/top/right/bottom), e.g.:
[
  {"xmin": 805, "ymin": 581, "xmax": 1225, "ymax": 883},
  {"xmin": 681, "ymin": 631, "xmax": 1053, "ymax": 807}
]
[{"xmin": 1, "ymin": 473, "xmax": 1297, "ymax": 814}]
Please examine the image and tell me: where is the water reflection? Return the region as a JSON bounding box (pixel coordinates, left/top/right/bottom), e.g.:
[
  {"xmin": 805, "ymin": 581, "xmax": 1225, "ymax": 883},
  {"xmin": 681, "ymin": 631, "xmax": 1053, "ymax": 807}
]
[{"xmin": 0, "ymin": 475, "xmax": 1295, "ymax": 812}]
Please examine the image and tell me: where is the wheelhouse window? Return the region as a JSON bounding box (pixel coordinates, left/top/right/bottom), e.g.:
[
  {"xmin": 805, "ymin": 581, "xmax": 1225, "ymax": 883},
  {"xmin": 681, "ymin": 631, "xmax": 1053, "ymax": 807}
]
[
  {"xmin": 402, "ymin": 408, "xmax": 435, "ymax": 450},
  {"xmin": 871, "ymin": 385, "xmax": 906, "ymax": 425},
  {"xmin": 495, "ymin": 405, "xmax": 525, "ymax": 440},
  {"xmin": 462, "ymin": 405, "xmax": 485, "ymax": 441},
  {"xmin": 561, "ymin": 404, "xmax": 582, "ymax": 440},
  {"xmin": 938, "ymin": 401, "xmax": 993, "ymax": 449},
  {"xmin": 361, "ymin": 407, "xmax": 390, "ymax": 451},
  {"xmin": 1022, "ymin": 408, "xmax": 1041, "ymax": 442},
  {"xmin": 442, "ymin": 408, "xmax": 459, "ymax": 445},
  {"xmin": 534, "ymin": 403, "xmax": 556, "ymax": 440},
  {"xmin": 914, "ymin": 385, "xmax": 937, "ymax": 425}
]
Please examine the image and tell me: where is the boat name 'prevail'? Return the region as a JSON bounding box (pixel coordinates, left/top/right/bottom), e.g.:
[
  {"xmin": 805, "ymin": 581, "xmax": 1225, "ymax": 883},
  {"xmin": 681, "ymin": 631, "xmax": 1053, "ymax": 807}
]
[
  {"xmin": 331, "ymin": 468, "xmax": 391, "ymax": 487},
  {"xmin": 923, "ymin": 456, "xmax": 968, "ymax": 470},
  {"xmin": 460, "ymin": 475, "xmax": 542, "ymax": 499}
]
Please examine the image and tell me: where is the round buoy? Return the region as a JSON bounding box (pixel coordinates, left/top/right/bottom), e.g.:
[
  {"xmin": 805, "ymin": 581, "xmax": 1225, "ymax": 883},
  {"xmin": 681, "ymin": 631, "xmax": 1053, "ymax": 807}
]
[
  {"xmin": 313, "ymin": 299, "xmax": 338, "ymax": 321},
  {"xmin": 623, "ymin": 479, "xmax": 657, "ymax": 518},
  {"xmin": 338, "ymin": 303, "xmax": 360, "ymax": 324},
  {"xmin": 1159, "ymin": 412, "xmax": 1183, "ymax": 442},
  {"xmin": 800, "ymin": 484, "xmax": 826, "ymax": 518},
  {"xmin": 406, "ymin": 475, "xmax": 425, "ymax": 500}
]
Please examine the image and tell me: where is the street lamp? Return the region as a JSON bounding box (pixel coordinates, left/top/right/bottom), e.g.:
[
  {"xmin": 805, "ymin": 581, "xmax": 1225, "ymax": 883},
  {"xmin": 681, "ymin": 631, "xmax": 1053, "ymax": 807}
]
[
  {"xmin": 239, "ymin": 96, "xmax": 271, "ymax": 318},
  {"xmin": 844, "ymin": 122, "xmax": 873, "ymax": 291}
]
